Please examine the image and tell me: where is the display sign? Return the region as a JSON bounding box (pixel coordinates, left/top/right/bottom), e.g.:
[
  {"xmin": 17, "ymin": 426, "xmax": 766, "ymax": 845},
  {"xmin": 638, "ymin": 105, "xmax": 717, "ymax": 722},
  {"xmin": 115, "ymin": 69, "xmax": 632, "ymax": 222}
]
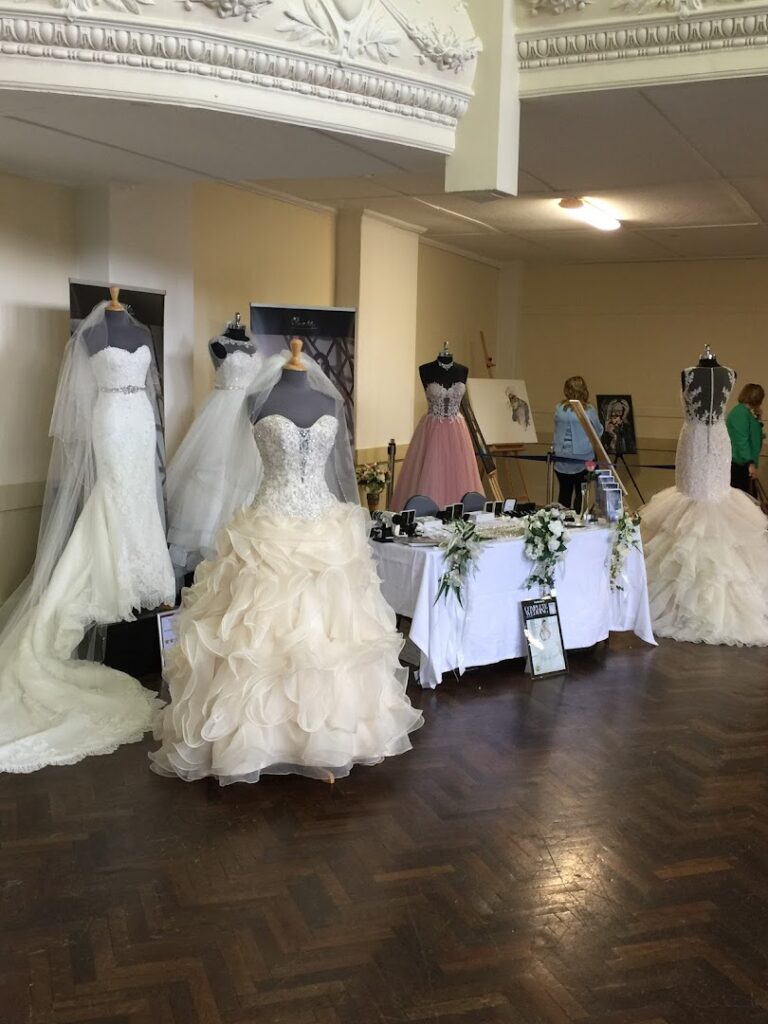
[
  {"xmin": 157, "ymin": 609, "xmax": 178, "ymax": 669},
  {"xmin": 521, "ymin": 597, "xmax": 568, "ymax": 679}
]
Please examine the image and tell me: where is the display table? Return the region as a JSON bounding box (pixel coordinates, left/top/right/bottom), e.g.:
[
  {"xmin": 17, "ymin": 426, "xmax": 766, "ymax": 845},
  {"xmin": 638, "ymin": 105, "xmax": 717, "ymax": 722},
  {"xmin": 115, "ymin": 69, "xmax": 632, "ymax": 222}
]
[{"xmin": 373, "ymin": 525, "xmax": 656, "ymax": 688}]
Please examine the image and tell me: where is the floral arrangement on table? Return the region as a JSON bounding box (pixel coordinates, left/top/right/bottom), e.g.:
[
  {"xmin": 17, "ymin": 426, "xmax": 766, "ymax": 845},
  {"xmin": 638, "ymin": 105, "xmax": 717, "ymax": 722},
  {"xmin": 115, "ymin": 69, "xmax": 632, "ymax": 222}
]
[
  {"xmin": 435, "ymin": 518, "xmax": 482, "ymax": 606},
  {"xmin": 355, "ymin": 462, "xmax": 391, "ymax": 511},
  {"xmin": 523, "ymin": 505, "xmax": 569, "ymax": 593},
  {"xmin": 609, "ymin": 509, "xmax": 642, "ymax": 591}
]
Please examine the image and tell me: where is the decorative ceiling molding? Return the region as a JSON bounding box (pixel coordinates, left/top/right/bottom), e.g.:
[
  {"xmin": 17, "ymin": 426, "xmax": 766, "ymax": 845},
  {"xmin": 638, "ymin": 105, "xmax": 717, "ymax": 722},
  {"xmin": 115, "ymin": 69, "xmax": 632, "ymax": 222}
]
[
  {"xmin": 0, "ymin": 12, "xmax": 469, "ymax": 121},
  {"xmin": 275, "ymin": 0, "xmax": 480, "ymax": 72},
  {"xmin": 51, "ymin": 0, "xmax": 153, "ymax": 18},
  {"xmin": 527, "ymin": 0, "xmax": 591, "ymax": 14},
  {"xmin": 518, "ymin": 7, "xmax": 768, "ymax": 67},
  {"xmin": 181, "ymin": 0, "xmax": 272, "ymax": 20}
]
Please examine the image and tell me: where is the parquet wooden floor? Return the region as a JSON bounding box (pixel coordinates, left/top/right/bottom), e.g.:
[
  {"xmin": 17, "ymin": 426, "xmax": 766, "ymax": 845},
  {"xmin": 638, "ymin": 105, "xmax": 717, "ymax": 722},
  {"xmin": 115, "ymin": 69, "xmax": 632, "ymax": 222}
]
[{"xmin": 2, "ymin": 636, "xmax": 768, "ymax": 1024}]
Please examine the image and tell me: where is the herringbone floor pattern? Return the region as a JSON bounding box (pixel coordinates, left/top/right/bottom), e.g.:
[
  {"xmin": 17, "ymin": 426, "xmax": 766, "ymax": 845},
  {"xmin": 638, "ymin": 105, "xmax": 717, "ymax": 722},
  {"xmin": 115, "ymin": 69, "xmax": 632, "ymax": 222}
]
[{"xmin": 2, "ymin": 636, "xmax": 768, "ymax": 1023}]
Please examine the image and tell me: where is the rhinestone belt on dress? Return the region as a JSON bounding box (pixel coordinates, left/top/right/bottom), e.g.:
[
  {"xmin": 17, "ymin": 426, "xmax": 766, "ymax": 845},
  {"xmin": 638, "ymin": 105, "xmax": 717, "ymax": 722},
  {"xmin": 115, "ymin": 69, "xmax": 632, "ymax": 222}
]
[
  {"xmin": 214, "ymin": 384, "xmax": 247, "ymax": 391},
  {"xmin": 99, "ymin": 385, "xmax": 146, "ymax": 394}
]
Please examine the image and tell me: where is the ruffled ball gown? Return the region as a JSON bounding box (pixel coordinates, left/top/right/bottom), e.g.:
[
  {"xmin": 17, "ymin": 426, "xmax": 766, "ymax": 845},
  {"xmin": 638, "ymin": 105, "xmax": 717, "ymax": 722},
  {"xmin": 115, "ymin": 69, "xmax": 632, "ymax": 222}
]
[
  {"xmin": 150, "ymin": 413, "xmax": 423, "ymax": 784},
  {"xmin": 392, "ymin": 381, "xmax": 483, "ymax": 511},
  {"xmin": 641, "ymin": 366, "xmax": 768, "ymax": 645}
]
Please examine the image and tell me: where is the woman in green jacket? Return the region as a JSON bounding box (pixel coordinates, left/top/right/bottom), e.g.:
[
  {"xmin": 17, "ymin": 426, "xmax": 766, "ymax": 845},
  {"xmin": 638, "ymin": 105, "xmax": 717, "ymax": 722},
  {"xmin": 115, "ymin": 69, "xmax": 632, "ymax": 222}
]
[{"xmin": 727, "ymin": 382, "xmax": 765, "ymax": 493}]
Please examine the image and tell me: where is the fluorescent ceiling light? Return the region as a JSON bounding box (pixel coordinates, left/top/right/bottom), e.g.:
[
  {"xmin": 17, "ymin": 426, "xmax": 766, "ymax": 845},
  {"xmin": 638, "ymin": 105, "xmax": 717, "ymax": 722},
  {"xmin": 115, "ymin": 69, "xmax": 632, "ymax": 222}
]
[{"xmin": 559, "ymin": 197, "xmax": 621, "ymax": 232}]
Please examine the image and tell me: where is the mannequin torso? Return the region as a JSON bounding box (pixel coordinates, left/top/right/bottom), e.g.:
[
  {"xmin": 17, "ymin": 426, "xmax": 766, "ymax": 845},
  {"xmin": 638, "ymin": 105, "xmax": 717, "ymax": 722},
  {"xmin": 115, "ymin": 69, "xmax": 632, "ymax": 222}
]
[
  {"xmin": 252, "ymin": 368, "xmax": 335, "ymax": 427},
  {"xmin": 209, "ymin": 326, "xmax": 255, "ymax": 368},
  {"xmin": 85, "ymin": 308, "xmax": 149, "ymax": 355},
  {"xmin": 419, "ymin": 358, "xmax": 469, "ymax": 389},
  {"xmin": 681, "ymin": 363, "xmax": 736, "ymax": 424}
]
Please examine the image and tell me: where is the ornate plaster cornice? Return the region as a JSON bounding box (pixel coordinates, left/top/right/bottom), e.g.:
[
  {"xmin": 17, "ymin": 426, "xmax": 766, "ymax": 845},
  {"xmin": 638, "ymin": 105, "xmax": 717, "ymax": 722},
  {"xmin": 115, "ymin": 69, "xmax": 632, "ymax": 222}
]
[
  {"xmin": 0, "ymin": 12, "xmax": 470, "ymax": 125},
  {"xmin": 518, "ymin": 6, "xmax": 768, "ymax": 67}
]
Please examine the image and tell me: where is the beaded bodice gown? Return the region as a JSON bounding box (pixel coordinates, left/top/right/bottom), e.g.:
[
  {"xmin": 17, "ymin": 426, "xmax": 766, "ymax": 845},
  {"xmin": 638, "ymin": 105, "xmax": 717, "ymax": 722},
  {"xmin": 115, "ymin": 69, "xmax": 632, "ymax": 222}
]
[
  {"xmin": 150, "ymin": 412, "xmax": 423, "ymax": 785},
  {"xmin": 167, "ymin": 348, "xmax": 263, "ymax": 579},
  {"xmin": 641, "ymin": 365, "xmax": 768, "ymax": 645},
  {"xmin": 0, "ymin": 345, "xmax": 175, "ymax": 773},
  {"xmin": 391, "ymin": 380, "xmax": 483, "ymax": 511}
]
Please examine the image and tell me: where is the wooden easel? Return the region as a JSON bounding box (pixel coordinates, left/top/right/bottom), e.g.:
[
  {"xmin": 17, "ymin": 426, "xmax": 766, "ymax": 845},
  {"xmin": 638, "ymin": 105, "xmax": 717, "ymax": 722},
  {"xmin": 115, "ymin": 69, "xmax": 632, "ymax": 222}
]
[{"xmin": 476, "ymin": 331, "xmax": 530, "ymax": 501}]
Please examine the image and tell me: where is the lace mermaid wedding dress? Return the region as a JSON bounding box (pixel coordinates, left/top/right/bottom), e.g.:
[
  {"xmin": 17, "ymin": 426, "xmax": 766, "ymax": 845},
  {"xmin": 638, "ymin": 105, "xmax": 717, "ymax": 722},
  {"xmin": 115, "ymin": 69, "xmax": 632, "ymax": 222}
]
[
  {"xmin": 0, "ymin": 334, "xmax": 176, "ymax": 773},
  {"xmin": 167, "ymin": 346, "xmax": 263, "ymax": 579},
  {"xmin": 150, "ymin": 411, "xmax": 424, "ymax": 785},
  {"xmin": 641, "ymin": 365, "xmax": 768, "ymax": 645}
]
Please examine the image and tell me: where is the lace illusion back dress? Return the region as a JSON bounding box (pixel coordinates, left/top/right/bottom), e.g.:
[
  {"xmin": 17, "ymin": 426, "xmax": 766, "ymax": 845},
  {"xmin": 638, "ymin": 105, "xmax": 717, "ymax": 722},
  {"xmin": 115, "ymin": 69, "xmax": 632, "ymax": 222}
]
[
  {"xmin": 0, "ymin": 345, "xmax": 175, "ymax": 773},
  {"xmin": 150, "ymin": 412, "xmax": 423, "ymax": 785},
  {"xmin": 641, "ymin": 365, "xmax": 768, "ymax": 645},
  {"xmin": 391, "ymin": 381, "xmax": 483, "ymax": 511}
]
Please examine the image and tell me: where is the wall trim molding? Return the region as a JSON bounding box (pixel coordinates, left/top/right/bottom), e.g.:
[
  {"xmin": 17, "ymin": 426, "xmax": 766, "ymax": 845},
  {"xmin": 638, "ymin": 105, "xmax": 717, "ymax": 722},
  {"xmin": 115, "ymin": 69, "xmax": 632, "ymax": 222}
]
[
  {"xmin": 518, "ymin": 7, "xmax": 768, "ymax": 71},
  {"xmin": 419, "ymin": 235, "xmax": 503, "ymax": 270}
]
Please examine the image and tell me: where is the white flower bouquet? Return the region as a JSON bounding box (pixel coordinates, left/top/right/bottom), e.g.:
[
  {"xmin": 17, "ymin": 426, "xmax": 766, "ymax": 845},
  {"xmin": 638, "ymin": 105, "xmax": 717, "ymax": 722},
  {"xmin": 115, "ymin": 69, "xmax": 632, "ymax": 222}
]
[{"xmin": 523, "ymin": 505, "xmax": 570, "ymax": 592}]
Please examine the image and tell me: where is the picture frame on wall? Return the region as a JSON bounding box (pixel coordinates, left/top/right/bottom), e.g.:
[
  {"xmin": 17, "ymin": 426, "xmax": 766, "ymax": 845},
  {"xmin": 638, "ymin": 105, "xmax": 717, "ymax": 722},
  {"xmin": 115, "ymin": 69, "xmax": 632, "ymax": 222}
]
[
  {"xmin": 596, "ymin": 394, "xmax": 637, "ymax": 457},
  {"xmin": 521, "ymin": 597, "xmax": 568, "ymax": 679}
]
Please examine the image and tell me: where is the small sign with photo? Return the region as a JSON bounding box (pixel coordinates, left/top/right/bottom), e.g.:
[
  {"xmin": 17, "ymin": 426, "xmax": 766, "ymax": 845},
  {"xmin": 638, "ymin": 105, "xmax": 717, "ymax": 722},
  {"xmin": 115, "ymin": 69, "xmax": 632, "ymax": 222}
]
[
  {"xmin": 157, "ymin": 609, "xmax": 179, "ymax": 669},
  {"xmin": 521, "ymin": 597, "xmax": 568, "ymax": 679}
]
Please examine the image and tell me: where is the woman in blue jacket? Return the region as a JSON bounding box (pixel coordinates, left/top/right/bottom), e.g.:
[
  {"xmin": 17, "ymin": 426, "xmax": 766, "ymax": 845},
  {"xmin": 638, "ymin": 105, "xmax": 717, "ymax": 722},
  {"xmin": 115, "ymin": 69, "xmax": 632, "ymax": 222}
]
[{"xmin": 553, "ymin": 376, "xmax": 604, "ymax": 508}]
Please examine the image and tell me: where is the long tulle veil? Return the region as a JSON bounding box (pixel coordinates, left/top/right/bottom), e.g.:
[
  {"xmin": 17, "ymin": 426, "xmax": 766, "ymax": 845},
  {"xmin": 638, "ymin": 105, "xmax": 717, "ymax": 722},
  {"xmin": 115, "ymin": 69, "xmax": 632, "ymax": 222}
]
[{"xmin": 0, "ymin": 301, "xmax": 166, "ymax": 657}]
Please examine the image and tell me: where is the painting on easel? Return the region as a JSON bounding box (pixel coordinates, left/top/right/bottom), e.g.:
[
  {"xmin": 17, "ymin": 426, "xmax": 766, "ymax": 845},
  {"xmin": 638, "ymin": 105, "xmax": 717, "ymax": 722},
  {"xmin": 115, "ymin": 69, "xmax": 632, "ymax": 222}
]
[{"xmin": 467, "ymin": 378, "xmax": 538, "ymax": 446}]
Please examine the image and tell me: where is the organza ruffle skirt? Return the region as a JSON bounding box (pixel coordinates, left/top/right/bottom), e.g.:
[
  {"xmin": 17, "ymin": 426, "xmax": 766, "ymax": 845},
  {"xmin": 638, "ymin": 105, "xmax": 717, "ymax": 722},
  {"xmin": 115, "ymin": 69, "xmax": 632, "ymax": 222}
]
[
  {"xmin": 150, "ymin": 501, "xmax": 423, "ymax": 784},
  {"xmin": 391, "ymin": 414, "xmax": 483, "ymax": 511},
  {"xmin": 641, "ymin": 485, "xmax": 768, "ymax": 646}
]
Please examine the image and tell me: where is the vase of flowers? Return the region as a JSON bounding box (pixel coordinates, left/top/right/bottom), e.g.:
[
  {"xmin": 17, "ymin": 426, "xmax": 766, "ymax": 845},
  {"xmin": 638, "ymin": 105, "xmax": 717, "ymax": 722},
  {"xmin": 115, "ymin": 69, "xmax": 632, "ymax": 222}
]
[{"xmin": 356, "ymin": 462, "xmax": 391, "ymax": 512}]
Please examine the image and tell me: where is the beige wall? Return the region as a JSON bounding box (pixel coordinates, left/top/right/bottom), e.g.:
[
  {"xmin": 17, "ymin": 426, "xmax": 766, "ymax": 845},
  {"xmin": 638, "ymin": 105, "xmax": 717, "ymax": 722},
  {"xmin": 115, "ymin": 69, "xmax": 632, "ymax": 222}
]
[
  {"xmin": 516, "ymin": 258, "xmax": 768, "ymax": 505},
  {"xmin": 0, "ymin": 173, "xmax": 75, "ymax": 601},
  {"xmin": 415, "ymin": 243, "xmax": 500, "ymax": 422},
  {"xmin": 192, "ymin": 184, "xmax": 336, "ymax": 410}
]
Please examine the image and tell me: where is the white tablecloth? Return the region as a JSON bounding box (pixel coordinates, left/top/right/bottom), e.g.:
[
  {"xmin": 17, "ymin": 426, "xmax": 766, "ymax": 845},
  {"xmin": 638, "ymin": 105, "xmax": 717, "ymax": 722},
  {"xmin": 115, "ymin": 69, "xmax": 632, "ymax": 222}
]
[{"xmin": 373, "ymin": 525, "xmax": 656, "ymax": 688}]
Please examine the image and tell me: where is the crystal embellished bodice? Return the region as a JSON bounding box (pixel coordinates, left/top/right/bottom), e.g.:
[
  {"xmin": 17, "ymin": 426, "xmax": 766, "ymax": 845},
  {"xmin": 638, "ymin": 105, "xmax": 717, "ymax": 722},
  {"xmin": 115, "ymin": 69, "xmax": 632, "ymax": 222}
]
[
  {"xmin": 90, "ymin": 345, "xmax": 150, "ymax": 390},
  {"xmin": 251, "ymin": 414, "xmax": 338, "ymax": 519},
  {"xmin": 676, "ymin": 366, "xmax": 736, "ymax": 503},
  {"xmin": 215, "ymin": 350, "xmax": 262, "ymax": 390},
  {"xmin": 425, "ymin": 381, "xmax": 465, "ymax": 420}
]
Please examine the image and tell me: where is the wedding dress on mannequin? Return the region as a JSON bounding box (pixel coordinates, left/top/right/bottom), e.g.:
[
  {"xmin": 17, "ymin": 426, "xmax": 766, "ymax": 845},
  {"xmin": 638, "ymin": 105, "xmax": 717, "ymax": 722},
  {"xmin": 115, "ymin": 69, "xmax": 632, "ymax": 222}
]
[
  {"xmin": 166, "ymin": 329, "xmax": 263, "ymax": 580},
  {"xmin": 0, "ymin": 301, "xmax": 176, "ymax": 773},
  {"xmin": 150, "ymin": 348, "xmax": 423, "ymax": 785},
  {"xmin": 641, "ymin": 357, "xmax": 768, "ymax": 645}
]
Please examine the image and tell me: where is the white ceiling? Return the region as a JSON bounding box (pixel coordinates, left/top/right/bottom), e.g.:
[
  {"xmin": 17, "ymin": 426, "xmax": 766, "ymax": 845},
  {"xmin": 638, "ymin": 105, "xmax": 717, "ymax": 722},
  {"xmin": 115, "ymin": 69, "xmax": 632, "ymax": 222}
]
[
  {"xmin": 255, "ymin": 75, "xmax": 768, "ymax": 264},
  {"xmin": 3, "ymin": 76, "xmax": 768, "ymax": 263}
]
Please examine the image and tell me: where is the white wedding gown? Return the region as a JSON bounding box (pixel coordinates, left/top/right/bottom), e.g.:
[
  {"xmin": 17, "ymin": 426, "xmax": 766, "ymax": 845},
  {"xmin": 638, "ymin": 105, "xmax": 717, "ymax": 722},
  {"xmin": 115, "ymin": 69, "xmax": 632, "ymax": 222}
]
[
  {"xmin": 0, "ymin": 346, "xmax": 176, "ymax": 773},
  {"xmin": 167, "ymin": 348, "xmax": 263, "ymax": 578},
  {"xmin": 641, "ymin": 370, "xmax": 768, "ymax": 645},
  {"xmin": 150, "ymin": 413, "xmax": 424, "ymax": 784}
]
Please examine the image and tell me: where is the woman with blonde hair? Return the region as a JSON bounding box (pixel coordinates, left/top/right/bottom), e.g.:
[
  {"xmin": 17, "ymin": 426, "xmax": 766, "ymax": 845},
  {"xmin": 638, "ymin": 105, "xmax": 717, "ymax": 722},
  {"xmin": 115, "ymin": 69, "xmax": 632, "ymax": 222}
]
[
  {"xmin": 552, "ymin": 376, "xmax": 604, "ymax": 509},
  {"xmin": 727, "ymin": 382, "xmax": 764, "ymax": 494}
]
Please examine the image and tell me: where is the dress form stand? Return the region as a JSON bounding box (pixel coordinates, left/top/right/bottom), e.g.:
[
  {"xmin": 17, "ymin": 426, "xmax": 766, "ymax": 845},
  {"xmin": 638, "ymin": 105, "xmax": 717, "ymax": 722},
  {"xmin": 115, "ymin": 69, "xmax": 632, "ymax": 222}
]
[
  {"xmin": 209, "ymin": 312, "xmax": 256, "ymax": 367},
  {"xmin": 419, "ymin": 341, "xmax": 468, "ymax": 389},
  {"xmin": 252, "ymin": 339, "xmax": 335, "ymax": 426},
  {"xmin": 86, "ymin": 287, "xmax": 149, "ymax": 355}
]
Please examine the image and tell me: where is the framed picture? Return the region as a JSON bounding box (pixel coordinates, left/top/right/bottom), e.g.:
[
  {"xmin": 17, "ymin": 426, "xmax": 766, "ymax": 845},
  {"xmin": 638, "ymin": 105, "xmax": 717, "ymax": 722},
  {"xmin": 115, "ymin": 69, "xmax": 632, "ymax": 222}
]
[
  {"xmin": 521, "ymin": 597, "xmax": 568, "ymax": 679},
  {"xmin": 596, "ymin": 394, "xmax": 637, "ymax": 457},
  {"xmin": 466, "ymin": 378, "xmax": 538, "ymax": 446},
  {"xmin": 157, "ymin": 609, "xmax": 178, "ymax": 669}
]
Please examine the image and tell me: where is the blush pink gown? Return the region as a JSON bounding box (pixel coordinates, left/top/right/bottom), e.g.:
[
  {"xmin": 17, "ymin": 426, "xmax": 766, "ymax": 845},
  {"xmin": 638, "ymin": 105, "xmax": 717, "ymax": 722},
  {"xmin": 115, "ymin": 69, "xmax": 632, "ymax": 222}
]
[{"xmin": 392, "ymin": 381, "xmax": 483, "ymax": 511}]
